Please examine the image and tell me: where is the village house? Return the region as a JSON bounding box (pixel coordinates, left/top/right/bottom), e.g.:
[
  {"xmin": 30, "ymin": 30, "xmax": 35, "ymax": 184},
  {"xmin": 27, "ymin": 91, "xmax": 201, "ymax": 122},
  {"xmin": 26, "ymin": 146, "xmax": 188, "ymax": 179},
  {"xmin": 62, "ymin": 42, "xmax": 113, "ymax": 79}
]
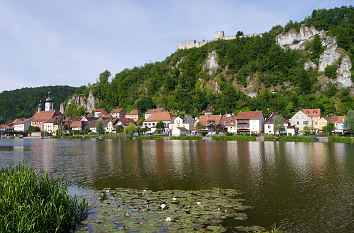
[
  {"xmin": 303, "ymin": 109, "xmax": 321, "ymax": 129},
  {"xmin": 235, "ymin": 111, "xmax": 264, "ymax": 134},
  {"xmin": 221, "ymin": 114, "xmax": 237, "ymax": 134},
  {"xmin": 203, "ymin": 106, "xmax": 215, "ymax": 116},
  {"xmin": 171, "ymin": 127, "xmax": 189, "ymax": 136},
  {"xmin": 12, "ymin": 118, "xmax": 32, "ymax": 132},
  {"xmin": 111, "ymin": 108, "xmax": 126, "ymax": 119},
  {"xmin": 113, "ymin": 117, "xmax": 136, "ymax": 129},
  {"xmin": 196, "ymin": 115, "xmax": 224, "ymax": 133},
  {"xmin": 66, "ymin": 117, "xmax": 83, "ymax": 131},
  {"xmin": 264, "ymin": 112, "xmax": 289, "ymax": 135},
  {"xmin": 126, "ymin": 110, "xmax": 142, "ymax": 122},
  {"xmin": 86, "ymin": 119, "xmax": 98, "ymax": 133},
  {"xmin": 145, "ymin": 108, "xmax": 166, "ymax": 120},
  {"xmin": 324, "ymin": 116, "xmax": 346, "ymax": 133},
  {"xmin": 0, "ymin": 124, "xmax": 10, "ymax": 131},
  {"xmin": 317, "ymin": 117, "xmax": 328, "ymax": 131},
  {"xmin": 169, "ymin": 116, "xmax": 194, "ymax": 132},
  {"xmin": 94, "ymin": 109, "xmax": 108, "ymax": 118},
  {"xmin": 44, "ymin": 116, "xmax": 62, "ymax": 135},
  {"xmin": 289, "ymin": 110, "xmax": 313, "ymax": 132},
  {"xmin": 143, "ymin": 112, "xmax": 173, "ymax": 134}
]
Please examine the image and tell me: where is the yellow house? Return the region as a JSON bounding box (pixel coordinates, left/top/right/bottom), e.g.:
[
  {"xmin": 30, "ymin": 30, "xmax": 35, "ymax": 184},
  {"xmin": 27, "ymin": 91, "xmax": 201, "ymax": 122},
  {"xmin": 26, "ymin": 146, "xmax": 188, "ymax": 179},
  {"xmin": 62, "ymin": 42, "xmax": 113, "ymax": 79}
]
[
  {"xmin": 318, "ymin": 117, "xmax": 328, "ymax": 131},
  {"xmin": 125, "ymin": 110, "xmax": 142, "ymax": 122}
]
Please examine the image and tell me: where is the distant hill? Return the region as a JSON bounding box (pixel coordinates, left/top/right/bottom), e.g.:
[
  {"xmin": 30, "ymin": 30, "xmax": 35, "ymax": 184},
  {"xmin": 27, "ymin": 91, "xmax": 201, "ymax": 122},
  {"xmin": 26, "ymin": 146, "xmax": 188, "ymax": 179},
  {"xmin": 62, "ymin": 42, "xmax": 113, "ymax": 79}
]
[
  {"xmin": 0, "ymin": 86, "xmax": 81, "ymax": 123},
  {"xmin": 69, "ymin": 6, "xmax": 353, "ymax": 119}
]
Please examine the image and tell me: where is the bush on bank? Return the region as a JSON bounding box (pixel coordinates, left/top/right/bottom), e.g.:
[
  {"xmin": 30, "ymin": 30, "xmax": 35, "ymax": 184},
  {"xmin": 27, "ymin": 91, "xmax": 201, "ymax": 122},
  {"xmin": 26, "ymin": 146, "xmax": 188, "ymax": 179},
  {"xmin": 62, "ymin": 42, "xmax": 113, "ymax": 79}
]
[
  {"xmin": 212, "ymin": 135, "xmax": 257, "ymax": 141},
  {"xmin": 169, "ymin": 136, "xmax": 202, "ymax": 140},
  {"xmin": 328, "ymin": 136, "xmax": 354, "ymax": 143},
  {"xmin": 0, "ymin": 164, "xmax": 87, "ymax": 233}
]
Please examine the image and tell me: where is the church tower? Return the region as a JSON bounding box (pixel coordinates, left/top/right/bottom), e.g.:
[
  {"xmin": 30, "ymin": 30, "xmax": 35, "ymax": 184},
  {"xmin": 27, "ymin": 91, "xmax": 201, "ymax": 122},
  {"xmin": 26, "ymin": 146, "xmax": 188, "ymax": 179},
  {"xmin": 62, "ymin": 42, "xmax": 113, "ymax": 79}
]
[
  {"xmin": 45, "ymin": 90, "xmax": 54, "ymax": 111},
  {"xmin": 37, "ymin": 100, "xmax": 42, "ymax": 112}
]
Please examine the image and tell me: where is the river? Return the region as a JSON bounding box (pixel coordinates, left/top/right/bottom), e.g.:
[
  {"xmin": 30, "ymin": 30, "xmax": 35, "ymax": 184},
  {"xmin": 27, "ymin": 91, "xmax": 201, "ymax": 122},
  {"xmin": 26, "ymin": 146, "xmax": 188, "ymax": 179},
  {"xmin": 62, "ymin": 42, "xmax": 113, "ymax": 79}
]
[{"xmin": 0, "ymin": 138, "xmax": 353, "ymax": 232}]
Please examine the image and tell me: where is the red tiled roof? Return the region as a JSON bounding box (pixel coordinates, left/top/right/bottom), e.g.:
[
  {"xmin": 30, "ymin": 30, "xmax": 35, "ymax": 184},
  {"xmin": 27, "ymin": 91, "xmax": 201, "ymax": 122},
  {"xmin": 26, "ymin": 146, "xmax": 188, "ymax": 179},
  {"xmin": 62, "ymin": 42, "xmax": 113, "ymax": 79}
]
[
  {"xmin": 221, "ymin": 115, "xmax": 237, "ymax": 126},
  {"xmin": 11, "ymin": 118, "xmax": 31, "ymax": 125},
  {"xmin": 117, "ymin": 117, "xmax": 136, "ymax": 126},
  {"xmin": 177, "ymin": 127, "xmax": 188, "ymax": 131},
  {"xmin": 111, "ymin": 108, "xmax": 125, "ymax": 114},
  {"xmin": 95, "ymin": 109, "xmax": 107, "ymax": 112},
  {"xmin": 198, "ymin": 115, "xmax": 223, "ymax": 126},
  {"xmin": 303, "ymin": 109, "xmax": 321, "ymax": 118},
  {"xmin": 32, "ymin": 111, "xmax": 61, "ymax": 122},
  {"xmin": 264, "ymin": 112, "xmax": 289, "ymax": 125},
  {"xmin": 0, "ymin": 124, "xmax": 10, "ymax": 130},
  {"xmin": 126, "ymin": 110, "xmax": 141, "ymax": 115},
  {"xmin": 70, "ymin": 121, "xmax": 82, "ymax": 128},
  {"xmin": 146, "ymin": 108, "xmax": 165, "ymax": 114},
  {"xmin": 144, "ymin": 112, "xmax": 173, "ymax": 122},
  {"xmin": 236, "ymin": 111, "xmax": 263, "ymax": 120},
  {"xmin": 337, "ymin": 116, "xmax": 345, "ymax": 123},
  {"xmin": 46, "ymin": 116, "xmax": 62, "ymax": 124},
  {"xmin": 325, "ymin": 117, "xmax": 337, "ymax": 123}
]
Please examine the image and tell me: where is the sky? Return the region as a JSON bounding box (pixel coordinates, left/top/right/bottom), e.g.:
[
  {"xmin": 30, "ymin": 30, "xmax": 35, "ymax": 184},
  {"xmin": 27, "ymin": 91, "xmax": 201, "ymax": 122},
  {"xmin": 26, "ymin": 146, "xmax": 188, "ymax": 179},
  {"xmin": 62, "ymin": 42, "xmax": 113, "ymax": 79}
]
[{"xmin": 0, "ymin": 0, "xmax": 352, "ymax": 92}]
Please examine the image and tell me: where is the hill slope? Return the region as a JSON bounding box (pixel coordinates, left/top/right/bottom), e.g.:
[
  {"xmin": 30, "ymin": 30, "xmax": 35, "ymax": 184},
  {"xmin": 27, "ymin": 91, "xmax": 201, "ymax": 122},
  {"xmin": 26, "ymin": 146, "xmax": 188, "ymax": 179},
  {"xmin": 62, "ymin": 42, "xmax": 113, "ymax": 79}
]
[
  {"xmin": 0, "ymin": 86, "xmax": 81, "ymax": 123},
  {"xmin": 71, "ymin": 6, "xmax": 352, "ymax": 119}
]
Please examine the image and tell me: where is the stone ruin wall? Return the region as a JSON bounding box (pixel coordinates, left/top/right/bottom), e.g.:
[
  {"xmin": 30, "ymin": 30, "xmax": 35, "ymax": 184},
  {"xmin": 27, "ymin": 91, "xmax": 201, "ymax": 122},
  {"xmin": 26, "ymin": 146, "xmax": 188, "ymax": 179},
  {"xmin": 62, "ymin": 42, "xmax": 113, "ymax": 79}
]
[{"xmin": 177, "ymin": 31, "xmax": 263, "ymax": 50}]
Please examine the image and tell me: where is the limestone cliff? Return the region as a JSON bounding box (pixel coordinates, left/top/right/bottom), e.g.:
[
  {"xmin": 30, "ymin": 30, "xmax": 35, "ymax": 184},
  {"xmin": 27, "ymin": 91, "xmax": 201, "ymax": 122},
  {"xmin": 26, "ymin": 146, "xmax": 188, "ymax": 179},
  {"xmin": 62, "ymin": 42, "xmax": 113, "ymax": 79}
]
[
  {"xmin": 60, "ymin": 90, "xmax": 96, "ymax": 114},
  {"xmin": 276, "ymin": 25, "xmax": 352, "ymax": 88}
]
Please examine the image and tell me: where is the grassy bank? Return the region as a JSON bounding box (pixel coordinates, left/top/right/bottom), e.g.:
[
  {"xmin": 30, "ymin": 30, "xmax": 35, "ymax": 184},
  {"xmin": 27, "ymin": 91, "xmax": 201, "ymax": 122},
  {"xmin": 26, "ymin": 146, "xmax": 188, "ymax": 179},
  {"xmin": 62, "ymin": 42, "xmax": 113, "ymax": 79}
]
[
  {"xmin": 51, "ymin": 135, "xmax": 97, "ymax": 139},
  {"xmin": 169, "ymin": 136, "xmax": 202, "ymax": 140},
  {"xmin": 277, "ymin": 136, "xmax": 318, "ymax": 142},
  {"xmin": 212, "ymin": 135, "xmax": 257, "ymax": 141},
  {"xmin": 0, "ymin": 164, "xmax": 87, "ymax": 232},
  {"xmin": 135, "ymin": 135, "xmax": 166, "ymax": 140},
  {"xmin": 328, "ymin": 136, "xmax": 354, "ymax": 143}
]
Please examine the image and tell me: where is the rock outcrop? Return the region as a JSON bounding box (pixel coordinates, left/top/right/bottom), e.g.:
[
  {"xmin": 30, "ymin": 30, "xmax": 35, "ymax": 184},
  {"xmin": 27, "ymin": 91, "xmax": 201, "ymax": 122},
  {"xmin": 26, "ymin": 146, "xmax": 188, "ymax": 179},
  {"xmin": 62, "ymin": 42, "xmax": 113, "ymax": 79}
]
[
  {"xmin": 304, "ymin": 60, "xmax": 317, "ymax": 71},
  {"xmin": 275, "ymin": 25, "xmax": 325, "ymax": 50},
  {"xmin": 276, "ymin": 25, "xmax": 352, "ymax": 88},
  {"xmin": 60, "ymin": 90, "xmax": 96, "ymax": 114},
  {"xmin": 336, "ymin": 55, "xmax": 353, "ymax": 88},
  {"xmin": 203, "ymin": 50, "xmax": 219, "ymax": 75}
]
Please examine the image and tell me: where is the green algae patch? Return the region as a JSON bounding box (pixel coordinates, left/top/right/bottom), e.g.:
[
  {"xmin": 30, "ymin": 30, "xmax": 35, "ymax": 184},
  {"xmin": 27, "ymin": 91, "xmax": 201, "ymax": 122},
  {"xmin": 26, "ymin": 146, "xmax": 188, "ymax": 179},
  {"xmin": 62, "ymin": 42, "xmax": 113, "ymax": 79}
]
[{"xmin": 76, "ymin": 188, "xmax": 251, "ymax": 232}]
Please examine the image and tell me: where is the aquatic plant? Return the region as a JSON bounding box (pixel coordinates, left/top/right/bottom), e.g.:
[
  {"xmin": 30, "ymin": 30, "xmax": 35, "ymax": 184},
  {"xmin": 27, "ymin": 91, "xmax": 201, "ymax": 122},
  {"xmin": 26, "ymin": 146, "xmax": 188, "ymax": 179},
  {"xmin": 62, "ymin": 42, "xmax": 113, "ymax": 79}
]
[
  {"xmin": 0, "ymin": 164, "xmax": 87, "ymax": 233},
  {"xmin": 76, "ymin": 188, "xmax": 252, "ymax": 232}
]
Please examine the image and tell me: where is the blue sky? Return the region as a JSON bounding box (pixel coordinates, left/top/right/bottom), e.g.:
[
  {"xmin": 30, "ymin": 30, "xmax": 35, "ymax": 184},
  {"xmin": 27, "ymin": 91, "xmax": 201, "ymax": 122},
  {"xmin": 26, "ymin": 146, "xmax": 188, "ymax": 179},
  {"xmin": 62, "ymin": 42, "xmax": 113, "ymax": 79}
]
[{"xmin": 0, "ymin": 0, "xmax": 351, "ymax": 92}]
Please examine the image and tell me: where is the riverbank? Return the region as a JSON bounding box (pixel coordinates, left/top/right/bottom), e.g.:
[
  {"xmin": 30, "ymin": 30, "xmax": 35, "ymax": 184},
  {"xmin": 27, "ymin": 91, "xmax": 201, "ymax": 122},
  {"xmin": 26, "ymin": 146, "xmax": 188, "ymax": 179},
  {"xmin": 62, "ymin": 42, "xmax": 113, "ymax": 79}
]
[{"xmin": 3, "ymin": 134, "xmax": 354, "ymax": 143}]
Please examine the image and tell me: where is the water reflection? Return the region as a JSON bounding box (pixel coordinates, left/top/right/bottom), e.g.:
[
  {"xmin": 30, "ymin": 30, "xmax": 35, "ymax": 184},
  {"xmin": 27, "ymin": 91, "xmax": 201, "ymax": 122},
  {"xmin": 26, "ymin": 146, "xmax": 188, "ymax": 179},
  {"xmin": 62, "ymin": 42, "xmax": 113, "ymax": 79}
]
[{"xmin": 0, "ymin": 139, "xmax": 353, "ymax": 232}]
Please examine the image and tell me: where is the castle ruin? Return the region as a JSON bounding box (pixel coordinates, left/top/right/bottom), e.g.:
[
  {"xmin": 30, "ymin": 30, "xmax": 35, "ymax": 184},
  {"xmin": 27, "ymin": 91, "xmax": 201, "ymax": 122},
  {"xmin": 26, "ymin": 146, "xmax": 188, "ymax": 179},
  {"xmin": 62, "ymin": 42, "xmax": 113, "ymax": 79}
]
[{"xmin": 177, "ymin": 31, "xmax": 263, "ymax": 50}]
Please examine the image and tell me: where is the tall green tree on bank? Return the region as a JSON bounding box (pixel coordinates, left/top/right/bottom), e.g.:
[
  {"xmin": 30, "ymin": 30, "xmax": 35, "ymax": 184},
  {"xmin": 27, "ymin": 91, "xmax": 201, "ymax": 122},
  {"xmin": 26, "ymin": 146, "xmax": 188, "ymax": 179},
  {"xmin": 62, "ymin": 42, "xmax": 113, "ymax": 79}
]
[
  {"xmin": 95, "ymin": 120, "xmax": 105, "ymax": 135},
  {"xmin": 274, "ymin": 116, "xmax": 285, "ymax": 135},
  {"xmin": 344, "ymin": 109, "xmax": 354, "ymax": 135}
]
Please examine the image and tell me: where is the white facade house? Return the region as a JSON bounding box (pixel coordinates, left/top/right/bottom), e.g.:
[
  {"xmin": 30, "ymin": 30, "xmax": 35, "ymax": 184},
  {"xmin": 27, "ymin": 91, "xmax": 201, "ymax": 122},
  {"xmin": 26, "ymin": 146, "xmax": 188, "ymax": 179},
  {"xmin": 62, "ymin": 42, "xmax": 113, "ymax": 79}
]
[
  {"xmin": 143, "ymin": 112, "xmax": 173, "ymax": 134},
  {"xmin": 13, "ymin": 118, "xmax": 31, "ymax": 132},
  {"xmin": 171, "ymin": 127, "xmax": 189, "ymax": 136},
  {"xmin": 290, "ymin": 111, "xmax": 312, "ymax": 131},
  {"xmin": 169, "ymin": 116, "xmax": 194, "ymax": 131},
  {"xmin": 264, "ymin": 113, "xmax": 289, "ymax": 135},
  {"xmin": 236, "ymin": 111, "xmax": 264, "ymax": 134}
]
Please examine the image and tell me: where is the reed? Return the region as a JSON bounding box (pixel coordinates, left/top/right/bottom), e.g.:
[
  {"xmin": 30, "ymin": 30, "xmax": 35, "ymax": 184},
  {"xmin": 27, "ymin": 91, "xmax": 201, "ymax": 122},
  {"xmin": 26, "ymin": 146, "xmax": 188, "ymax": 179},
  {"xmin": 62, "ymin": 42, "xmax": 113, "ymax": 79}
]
[{"xmin": 0, "ymin": 164, "xmax": 87, "ymax": 233}]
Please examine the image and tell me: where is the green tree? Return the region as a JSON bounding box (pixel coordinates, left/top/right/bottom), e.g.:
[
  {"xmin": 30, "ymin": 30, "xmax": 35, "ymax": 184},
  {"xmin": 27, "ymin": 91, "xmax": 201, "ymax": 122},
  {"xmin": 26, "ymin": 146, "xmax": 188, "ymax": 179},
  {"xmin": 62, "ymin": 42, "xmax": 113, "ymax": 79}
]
[
  {"xmin": 116, "ymin": 125, "xmax": 124, "ymax": 134},
  {"xmin": 124, "ymin": 123, "xmax": 137, "ymax": 136},
  {"xmin": 322, "ymin": 122, "xmax": 335, "ymax": 135},
  {"xmin": 57, "ymin": 126, "xmax": 65, "ymax": 138},
  {"xmin": 95, "ymin": 120, "xmax": 105, "ymax": 135},
  {"xmin": 344, "ymin": 109, "xmax": 354, "ymax": 135},
  {"xmin": 27, "ymin": 126, "xmax": 40, "ymax": 134},
  {"xmin": 196, "ymin": 122, "xmax": 204, "ymax": 130},
  {"xmin": 156, "ymin": 121, "xmax": 165, "ymax": 134},
  {"xmin": 137, "ymin": 96, "xmax": 156, "ymax": 113},
  {"xmin": 274, "ymin": 116, "xmax": 285, "ymax": 135},
  {"xmin": 236, "ymin": 31, "xmax": 244, "ymax": 37},
  {"xmin": 325, "ymin": 64, "xmax": 337, "ymax": 78}
]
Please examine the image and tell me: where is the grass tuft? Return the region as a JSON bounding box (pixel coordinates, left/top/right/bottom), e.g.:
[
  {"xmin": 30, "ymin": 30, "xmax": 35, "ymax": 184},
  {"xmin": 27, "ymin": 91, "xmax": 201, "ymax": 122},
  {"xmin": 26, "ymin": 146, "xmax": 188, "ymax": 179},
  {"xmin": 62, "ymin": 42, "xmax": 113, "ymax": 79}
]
[{"xmin": 0, "ymin": 164, "xmax": 87, "ymax": 232}]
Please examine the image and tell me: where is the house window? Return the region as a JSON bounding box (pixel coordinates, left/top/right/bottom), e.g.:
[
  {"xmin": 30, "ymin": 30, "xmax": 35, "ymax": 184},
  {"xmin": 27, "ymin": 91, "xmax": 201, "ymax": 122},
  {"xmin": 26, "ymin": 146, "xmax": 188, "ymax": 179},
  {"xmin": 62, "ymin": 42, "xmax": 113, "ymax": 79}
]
[
  {"xmin": 268, "ymin": 125, "xmax": 270, "ymax": 128},
  {"xmin": 297, "ymin": 121, "xmax": 299, "ymax": 124},
  {"xmin": 304, "ymin": 121, "xmax": 309, "ymax": 125}
]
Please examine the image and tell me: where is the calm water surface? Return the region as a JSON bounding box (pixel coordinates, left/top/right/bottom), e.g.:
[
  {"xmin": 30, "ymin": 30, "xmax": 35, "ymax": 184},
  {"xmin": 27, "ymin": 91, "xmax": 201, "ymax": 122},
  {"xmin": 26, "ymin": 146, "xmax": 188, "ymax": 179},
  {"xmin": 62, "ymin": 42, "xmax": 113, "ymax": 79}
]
[{"xmin": 0, "ymin": 138, "xmax": 353, "ymax": 232}]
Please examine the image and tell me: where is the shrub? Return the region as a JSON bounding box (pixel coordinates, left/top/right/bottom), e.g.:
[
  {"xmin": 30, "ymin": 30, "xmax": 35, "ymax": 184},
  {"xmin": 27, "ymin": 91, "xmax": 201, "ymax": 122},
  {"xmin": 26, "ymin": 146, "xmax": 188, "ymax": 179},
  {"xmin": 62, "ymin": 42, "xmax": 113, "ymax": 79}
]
[{"xmin": 0, "ymin": 164, "xmax": 87, "ymax": 232}]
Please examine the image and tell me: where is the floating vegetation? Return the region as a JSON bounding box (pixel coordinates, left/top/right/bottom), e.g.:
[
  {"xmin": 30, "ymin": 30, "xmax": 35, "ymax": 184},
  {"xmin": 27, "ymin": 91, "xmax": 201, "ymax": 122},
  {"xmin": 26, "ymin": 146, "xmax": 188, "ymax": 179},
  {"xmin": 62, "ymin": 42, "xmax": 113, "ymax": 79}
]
[{"xmin": 76, "ymin": 188, "xmax": 251, "ymax": 232}]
